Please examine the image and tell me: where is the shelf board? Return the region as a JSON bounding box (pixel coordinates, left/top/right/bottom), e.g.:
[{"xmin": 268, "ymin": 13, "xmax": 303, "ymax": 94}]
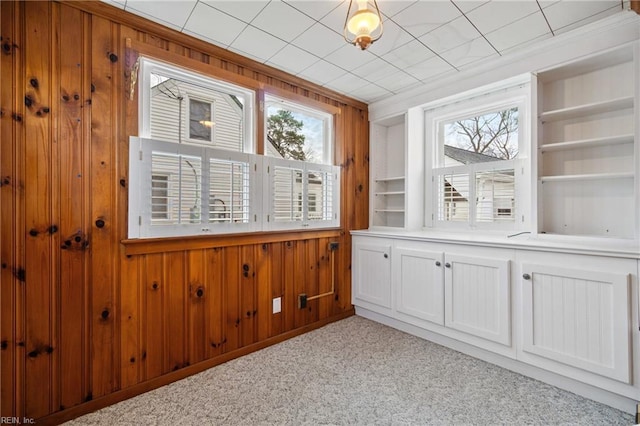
[
  {"xmin": 540, "ymin": 134, "xmax": 634, "ymax": 152},
  {"xmin": 540, "ymin": 96, "xmax": 633, "ymax": 122},
  {"xmin": 374, "ymin": 209, "xmax": 405, "ymax": 213},
  {"xmin": 540, "ymin": 172, "xmax": 634, "ymax": 183},
  {"xmin": 374, "ymin": 176, "xmax": 405, "ymax": 183},
  {"xmin": 375, "ymin": 191, "xmax": 405, "ymax": 196}
]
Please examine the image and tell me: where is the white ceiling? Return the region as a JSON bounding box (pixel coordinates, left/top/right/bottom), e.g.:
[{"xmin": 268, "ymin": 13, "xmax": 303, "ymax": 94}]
[{"xmin": 102, "ymin": 0, "xmax": 628, "ymax": 104}]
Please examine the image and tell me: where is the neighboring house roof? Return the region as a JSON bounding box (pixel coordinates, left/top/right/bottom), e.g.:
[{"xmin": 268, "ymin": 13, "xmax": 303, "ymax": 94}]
[{"xmin": 444, "ymin": 145, "xmax": 500, "ymax": 164}]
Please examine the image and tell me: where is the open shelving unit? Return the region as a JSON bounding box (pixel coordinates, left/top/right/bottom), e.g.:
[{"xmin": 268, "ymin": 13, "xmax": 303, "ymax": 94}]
[
  {"xmin": 537, "ymin": 45, "xmax": 638, "ymax": 239},
  {"xmin": 370, "ymin": 115, "xmax": 406, "ymax": 228}
]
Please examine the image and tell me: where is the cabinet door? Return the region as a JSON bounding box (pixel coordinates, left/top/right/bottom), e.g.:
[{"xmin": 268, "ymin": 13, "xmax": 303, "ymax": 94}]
[
  {"xmin": 445, "ymin": 254, "xmax": 511, "ymax": 346},
  {"xmin": 394, "ymin": 247, "xmax": 444, "ymax": 325},
  {"xmin": 521, "ymin": 263, "xmax": 630, "ymax": 383},
  {"xmin": 352, "ymin": 239, "xmax": 392, "ymax": 311}
]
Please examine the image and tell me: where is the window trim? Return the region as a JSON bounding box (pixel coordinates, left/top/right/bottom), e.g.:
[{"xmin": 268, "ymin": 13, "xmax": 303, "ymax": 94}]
[{"xmin": 424, "ymin": 80, "xmax": 531, "ymax": 232}]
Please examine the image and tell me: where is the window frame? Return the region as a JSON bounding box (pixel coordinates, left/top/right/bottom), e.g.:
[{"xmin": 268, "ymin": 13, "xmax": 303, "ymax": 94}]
[
  {"xmin": 424, "ymin": 80, "xmax": 531, "ymax": 232},
  {"xmin": 139, "ymin": 57, "xmax": 255, "ymax": 153},
  {"xmin": 264, "ymin": 94, "xmax": 334, "ymax": 165}
]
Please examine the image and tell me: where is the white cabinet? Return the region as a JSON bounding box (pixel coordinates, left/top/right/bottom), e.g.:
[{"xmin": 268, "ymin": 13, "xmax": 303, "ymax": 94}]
[
  {"xmin": 519, "ymin": 255, "xmax": 633, "ymax": 384},
  {"xmin": 394, "ymin": 246, "xmax": 444, "ymax": 325},
  {"xmin": 536, "ymin": 45, "xmax": 638, "ymax": 238},
  {"xmin": 352, "ymin": 236, "xmax": 392, "ymax": 313},
  {"xmin": 445, "ymin": 254, "xmax": 511, "ymax": 346}
]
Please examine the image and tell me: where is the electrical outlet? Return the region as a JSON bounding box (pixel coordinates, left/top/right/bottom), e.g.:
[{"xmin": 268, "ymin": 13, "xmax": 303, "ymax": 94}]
[
  {"xmin": 298, "ymin": 294, "xmax": 307, "ymax": 309},
  {"xmin": 272, "ymin": 297, "xmax": 281, "ymax": 314}
]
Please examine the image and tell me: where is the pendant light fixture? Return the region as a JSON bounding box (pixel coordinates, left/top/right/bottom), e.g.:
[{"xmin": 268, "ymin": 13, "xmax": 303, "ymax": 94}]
[{"xmin": 343, "ymin": 0, "xmax": 383, "ymax": 51}]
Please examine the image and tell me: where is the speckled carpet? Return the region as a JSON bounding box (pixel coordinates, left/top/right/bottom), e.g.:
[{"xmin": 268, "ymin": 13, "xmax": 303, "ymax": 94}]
[{"xmin": 66, "ymin": 315, "xmax": 634, "ymax": 425}]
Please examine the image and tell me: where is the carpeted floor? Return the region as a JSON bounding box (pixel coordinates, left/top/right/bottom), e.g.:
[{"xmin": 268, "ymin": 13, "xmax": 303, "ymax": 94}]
[{"xmin": 66, "ymin": 316, "xmax": 634, "ymax": 425}]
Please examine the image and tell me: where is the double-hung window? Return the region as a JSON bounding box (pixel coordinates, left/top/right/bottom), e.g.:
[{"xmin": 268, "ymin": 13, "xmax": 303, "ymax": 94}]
[
  {"xmin": 129, "ymin": 57, "xmax": 256, "ymax": 238},
  {"xmin": 263, "ymin": 95, "xmax": 339, "ymax": 230},
  {"xmin": 425, "ymin": 81, "xmax": 530, "ymax": 231}
]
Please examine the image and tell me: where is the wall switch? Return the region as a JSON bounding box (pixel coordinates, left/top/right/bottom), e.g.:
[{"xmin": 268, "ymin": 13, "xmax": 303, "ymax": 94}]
[{"xmin": 272, "ymin": 297, "xmax": 281, "ymax": 314}]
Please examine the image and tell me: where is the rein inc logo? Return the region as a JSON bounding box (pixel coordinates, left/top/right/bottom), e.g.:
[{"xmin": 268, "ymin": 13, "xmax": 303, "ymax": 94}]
[{"xmin": 0, "ymin": 418, "xmax": 35, "ymax": 425}]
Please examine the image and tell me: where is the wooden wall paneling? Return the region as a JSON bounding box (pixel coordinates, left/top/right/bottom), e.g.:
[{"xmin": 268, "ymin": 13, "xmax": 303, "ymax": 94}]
[
  {"xmin": 305, "ymin": 239, "xmax": 319, "ymax": 325},
  {"xmin": 317, "ymin": 237, "xmax": 331, "ymax": 320},
  {"xmin": 240, "ymin": 245, "xmax": 256, "ymax": 347},
  {"xmin": 89, "ymin": 15, "xmax": 119, "ymax": 399},
  {"xmin": 23, "ymin": 1, "xmax": 54, "ymax": 418},
  {"xmin": 293, "ymin": 240, "xmax": 307, "ymax": 329},
  {"xmin": 269, "ymin": 242, "xmax": 283, "ymax": 337},
  {"xmin": 56, "ymin": 3, "xmax": 90, "ymax": 410},
  {"xmin": 223, "ymin": 246, "xmax": 240, "ymax": 352},
  {"xmin": 0, "ymin": 0, "xmax": 19, "ymax": 418},
  {"xmin": 282, "ymin": 241, "xmax": 296, "ymax": 333},
  {"xmin": 205, "ymin": 248, "xmax": 224, "ymax": 358},
  {"xmin": 165, "ymin": 251, "xmax": 186, "ymax": 372},
  {"xmin": 142, "ymin": 253, "xmax": 164, "ymax": 381},
  {"xmin": 255, "ymin": 243, "xmax": 271, "ymax": 342},
  {"xmin": 187, "ymin": 249, "xmax": 206, "ymax": 365},
  {"xmin": 120, "ymin": 253, "xmax": 140, "ymax": 389}
]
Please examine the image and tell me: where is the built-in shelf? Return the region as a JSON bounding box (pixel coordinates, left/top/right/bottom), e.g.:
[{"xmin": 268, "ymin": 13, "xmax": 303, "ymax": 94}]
[
  {"xmin": 374, "ymin": 176, "xmax": 405, "ymax": 183},
  {"xmin": 539, "ymin": 96, "xmax": 634, "ymax": 123},
  {"xmin": 540, "ymin": 172, "xmax": 634, "ymax": 183},
  {"xmin": 539, "ymin": 134, "xmax": 634, "ymax": 152},
  {"xmin": 374, "ymin": 209, "xmax": 405, "ymax": 213},
  {"xmin": 375, "ymin": 191, "xmax": 405, "ymax": 196}
]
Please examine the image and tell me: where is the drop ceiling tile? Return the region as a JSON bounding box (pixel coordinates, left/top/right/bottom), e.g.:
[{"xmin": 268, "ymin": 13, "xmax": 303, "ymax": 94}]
[
  {"xmin": 101, "ymin": 0, "xmax": 125, "ymax": 9},
  {"xmin": 183, "ymin": 2, "xmax": 247, "ymax": 47},
  {"xmin": 324, "ymin": 72, "xmax": 371, "ymax": 94},
  {"xmin": 297, "ymin": 60, "xmax": 348, "ymax": 85},
  {"xmin": 391, "ymin": 1, "xmax": 461, "ymax": 38},
  {"xmin": 382, "ymin": 39, "xmax": 435, "ymax": 69},
  {"xmin": 485, "ymin": 11, "xmax": 550, "ymax": 52},
  {"xmin": 440, "ymin": 37, "xmax": 497, "ymax": 68},
  {"xmin": 373, "ymin": 70, "xmax": 421, "ymax": 93},
  {"xmin": 542, "ymin": 0, "xmax": 620, "ymax": 32},
  {"xmin": 366, "ymin": 19, "xmax": 414, "ymax": 56},
  {"xmin": 284, "ymin": 0, "xmax": 344, "ymax": 20},
  {"xmin": 323, "ymin": 44, "xmax": 377, "ymax": 72},
  {"xmin": 378, "ymin": 1, "xmax": 418, "ymax": 18},
  {"xmin": 292, "ymin": 23, "xmax": 345, "ymax": 58},
  {"xmin": 251, "ymin": 1, "xmax": 317, "ymax": 41},
  {"xmin": 548, "ymin": 3, "xmax": 621, "ymax": 34},
  {"xmin": 347, "ymin": 83, "xmax": 393, "ymax": 103},
  {"xmin": 229, "ymin": 25, "xmax": 288, "ymax": 62},
  {"xmin": 319, "ymin": 1, "xmax": 352, "ymax": 34},
  {"xmin": 266, "ymin": 44, "xmax": 320, "ymax": 75},
  {"xmin": 126, "ymin": 1, "xmax": 196, "ymax": 30},
  {"xmin": 404, "ymin": 56, "xmax": 455, "ymax": 81},
  {"xmin": 200, "ymin": 1, "xmax": 268, "ymax": 24},
  {"xmin": 499, "ymin": 32, "xmax": 552, "ymax": 56},
  {"xmin": 452, "ymin": 0, "xmax": 490, "ymax": 14},
  {"xmin": 418, "ymin": 15, "xmax": 482, "ymax": 54},
  {"xmin": 465, "ymin": 1, "xmax": 540, "ymax": 34},
  {"xmin": 350, "ymin": 57, "xmax": 401, "ymax": 83}
]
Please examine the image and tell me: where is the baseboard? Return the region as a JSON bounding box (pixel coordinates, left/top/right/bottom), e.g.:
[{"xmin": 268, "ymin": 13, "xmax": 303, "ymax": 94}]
[
  {"xmin": 355, "ymin": 307, "xmax": 638, "ymax": 415},
  {"xmin": 39, "ymin": 309, "xmax": 355, "ymax": 425}
]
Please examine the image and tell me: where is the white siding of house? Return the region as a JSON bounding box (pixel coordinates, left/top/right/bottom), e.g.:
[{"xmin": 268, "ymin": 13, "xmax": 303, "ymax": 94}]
[{"xmin": 150, "ymin": 80, "xmax": 243, "ymax": 152}]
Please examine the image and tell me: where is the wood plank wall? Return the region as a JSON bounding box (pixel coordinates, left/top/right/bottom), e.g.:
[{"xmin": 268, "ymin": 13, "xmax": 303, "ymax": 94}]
[{"xmin": 0, "ymin": 1, "xmax": 369, "ymax": 423}]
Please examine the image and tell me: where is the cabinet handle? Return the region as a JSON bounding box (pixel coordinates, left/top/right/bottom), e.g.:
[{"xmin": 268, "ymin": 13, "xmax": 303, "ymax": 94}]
[
  {"xmin": 435, "ymin": 261, "xmax": 441, "ymax": 267},
  {"xmin": 445, "ymin": 262, "xmax": 451, "ymax": 268},
  {"xmin": 383, "ymin": 253, "xmax": 388, "ymax": 259},
  {"xmin": 523, "ymin": 273, "xmax": 531, "ymax": 280}
]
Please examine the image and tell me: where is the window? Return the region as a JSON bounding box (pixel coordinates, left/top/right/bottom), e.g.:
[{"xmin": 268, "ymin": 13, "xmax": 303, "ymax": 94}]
[
  {"xmin": 129, "ymin": 58, "xmax": 340, "ymax": 239},
  {"xmin": 265, "ymin": 95, "xmax": 333, "ymax": 165},
  {"xmin": 141, "ymin": 57, "xmax": 253, "ymax": 152},
  {"xmin": 188, "ymin": 98, "xmax": 213, "ymax": 142},
  {"xmin": 425, "ymin": 81, "xmax": 530, "ymax": 230}
]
